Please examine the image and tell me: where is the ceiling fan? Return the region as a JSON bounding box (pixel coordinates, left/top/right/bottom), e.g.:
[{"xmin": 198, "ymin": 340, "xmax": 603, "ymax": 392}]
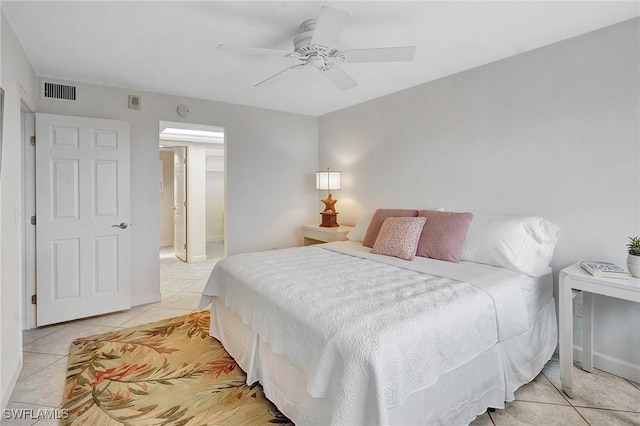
[{"xmin": 217, "ymin": 6, "xmax": 416, "ymax": 90}]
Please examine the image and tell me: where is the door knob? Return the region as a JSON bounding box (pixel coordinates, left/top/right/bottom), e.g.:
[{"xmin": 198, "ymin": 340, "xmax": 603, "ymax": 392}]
[{"xmin": 112, "ymin": 222, "xmax": 128, "ymax": 229}]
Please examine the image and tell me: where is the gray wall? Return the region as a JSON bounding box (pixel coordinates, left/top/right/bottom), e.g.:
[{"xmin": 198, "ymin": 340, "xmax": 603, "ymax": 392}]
[
  {"xmin": 37, "ymin": 82, "xmax": 319, "ymax": 305},
  {"xmin": 319, "ymin": 19, "xmax": 640, "ymax": 377}
]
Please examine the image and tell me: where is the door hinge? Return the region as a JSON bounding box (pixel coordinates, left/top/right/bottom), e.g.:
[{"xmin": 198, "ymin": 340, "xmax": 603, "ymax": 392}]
[
  {"xmin": 30, "ymin": 136, "xmax": 36, "ymax": 146},
  {"xmin": 30, "ymin": 215, "xmax": 36, "ymax": 225},
  {"xmin": 184, "ymin": 243, "xmax": 187, "ymax": 249},
  {"xmin": 31, "ymin": 294, "xmax": 37, "ymax": 305}
]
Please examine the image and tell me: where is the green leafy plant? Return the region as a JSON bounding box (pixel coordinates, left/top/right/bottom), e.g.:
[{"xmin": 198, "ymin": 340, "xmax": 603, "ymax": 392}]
[{"xmin": 627, "ymin": 236, "xmax": 640, "ymax": 256}]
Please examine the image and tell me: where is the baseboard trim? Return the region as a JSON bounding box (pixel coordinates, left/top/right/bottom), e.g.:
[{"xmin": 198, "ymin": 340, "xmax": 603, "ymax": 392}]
[
  {"xmin": 1, "ymin": 357, "xmax": 23, "ymax": 411},
  {"xmin": 573, "ymin": 346, "xmax": 640, "ymax": 382},
  {"xmin": 132, "ymin": 292, "xmax": 162, "ymax": 307}
]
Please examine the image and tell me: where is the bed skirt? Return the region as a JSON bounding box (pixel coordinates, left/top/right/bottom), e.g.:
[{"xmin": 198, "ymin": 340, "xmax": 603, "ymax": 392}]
[{"xmin": 208, "ymin": 297, "xmax": 557, "ymax": 425}]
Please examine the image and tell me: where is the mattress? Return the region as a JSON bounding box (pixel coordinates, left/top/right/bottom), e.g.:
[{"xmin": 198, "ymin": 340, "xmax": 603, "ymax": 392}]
[{"xmin": 199, "ymin": 241, "xmax": 557, "ymax": 425}]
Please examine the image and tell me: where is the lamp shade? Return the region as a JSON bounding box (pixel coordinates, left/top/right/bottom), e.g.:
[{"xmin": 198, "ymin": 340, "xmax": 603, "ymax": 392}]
[{"xmin": 316, "ymin": 171, "xmax": 341, "ymax": 191}]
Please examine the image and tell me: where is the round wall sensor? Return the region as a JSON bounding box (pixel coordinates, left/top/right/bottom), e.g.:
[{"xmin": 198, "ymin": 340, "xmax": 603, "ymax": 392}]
[{"xmin": 177, "ymin": 104, "xmax": 190, "ymax": 117}]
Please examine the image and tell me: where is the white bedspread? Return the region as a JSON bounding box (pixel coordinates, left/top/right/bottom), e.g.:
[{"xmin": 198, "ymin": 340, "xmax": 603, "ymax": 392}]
[
  {"xmin": 320, "ymin": 242, "xmax": 531, "ymax": 341},
  {"xmin": 199, "ymin": 243, "xmax": 531, "ymax": 424}
]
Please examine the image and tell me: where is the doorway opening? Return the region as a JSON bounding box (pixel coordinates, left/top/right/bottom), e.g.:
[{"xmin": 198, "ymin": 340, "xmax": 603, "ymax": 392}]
[{"xmin": 158, "ymin": 121, "xmax": 225, "ymax": 264}]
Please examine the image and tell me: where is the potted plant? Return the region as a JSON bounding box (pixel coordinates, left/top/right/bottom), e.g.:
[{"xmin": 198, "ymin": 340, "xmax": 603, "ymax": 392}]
[{"xmin": 626, "ymin": 236, "xmax": 640, "ymax": 278}]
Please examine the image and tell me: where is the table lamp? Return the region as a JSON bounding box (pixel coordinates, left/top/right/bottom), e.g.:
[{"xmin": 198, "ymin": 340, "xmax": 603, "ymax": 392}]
[{"xmin": 316, "ymin": 167, "xmax": 341, "ymax": 227}]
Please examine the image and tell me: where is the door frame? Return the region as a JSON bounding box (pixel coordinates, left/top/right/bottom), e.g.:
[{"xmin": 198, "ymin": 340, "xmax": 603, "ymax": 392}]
[
  {"xmin": 21, "ymin": 108, "xmax": 36, "ymax": 330},
  {"xmin": 159, "ymin": 121, "xmax": 227, "ymax": 261},
  {"xmin": 173, "ymin": 146, "xmax": 188, "ymax": 261}
]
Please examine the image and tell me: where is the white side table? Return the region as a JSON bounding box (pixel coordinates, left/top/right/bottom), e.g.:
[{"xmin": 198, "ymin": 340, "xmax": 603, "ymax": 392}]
[
  {"xmin": 301, "ymin": 224, "xmax": 353, "ymax": 246},
  {"xmin": 559, "ymin": 263, "xmax": 640, "ymax": 398}
]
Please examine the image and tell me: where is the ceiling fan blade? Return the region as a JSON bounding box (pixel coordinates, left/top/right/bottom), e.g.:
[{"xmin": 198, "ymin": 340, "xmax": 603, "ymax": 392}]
[
  {"xmin": 217, "ymin": 44, "xmax": 296, "ymax": 58},
  {"xmin": 311, "ymin": 6, "xmax": 351, "ymax": 49},
  {"xmin": 341, "ymin": 46, "xmax": 416, "ymax": 63},
  {"xmin": 321, "ymin": 65, "xmax": 357, "ymax": 91},
  {"xmin": 255, "ymin": 65, "xmax": 302, "ymax": 87}
]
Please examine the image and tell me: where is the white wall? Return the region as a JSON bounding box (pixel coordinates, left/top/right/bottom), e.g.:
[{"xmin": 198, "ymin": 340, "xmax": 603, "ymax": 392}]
[
  {"xmin": 0, "ymin": 10, "xmax": 36, "ymax": 410},
  {"xmin": 319, "ymin": 19, "xmax": 640, "ymax": 378},
  {"xmin": 36, "ymin": 82, "xmax": 318, "ymax": 305}
]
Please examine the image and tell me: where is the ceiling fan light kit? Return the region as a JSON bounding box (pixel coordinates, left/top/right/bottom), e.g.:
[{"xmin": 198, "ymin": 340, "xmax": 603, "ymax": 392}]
[{"xmin": 217, "ymin": 6, "xmax": 416, "ymax": 91}]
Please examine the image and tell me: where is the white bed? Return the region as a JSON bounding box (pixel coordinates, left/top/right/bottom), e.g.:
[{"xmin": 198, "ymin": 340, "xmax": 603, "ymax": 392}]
[{"xmin": 198, "ymin": 241, "xmax": 557, "ymax": 425}]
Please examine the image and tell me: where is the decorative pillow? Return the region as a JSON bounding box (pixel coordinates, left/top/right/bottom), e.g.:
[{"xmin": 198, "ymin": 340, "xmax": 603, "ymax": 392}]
[
  {"xmin": 460, "ymin": 214, "xmax": 560, "ymax": 276},
  {"xmin": 416, "ymin": 210, "xmax": 473, "ymax": 262},
  {"xmin": 371, "ymin": 217, "xmax": 427, "ymax": 261},
  {"xmin": 362, "ymin": 209, "xmax": 419, "ymax": 248},
  {"xmin": 347, "ymin": 212, "xmax": 374, "ymax": 242}
]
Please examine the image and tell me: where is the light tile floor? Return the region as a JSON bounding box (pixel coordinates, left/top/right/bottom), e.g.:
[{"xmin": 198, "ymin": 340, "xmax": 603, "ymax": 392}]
[
  {"xmin": 6, "ymin": 241, "xmax": 640, "ymax": 425},
  {"xmin": 6, "ymin": 242, "xmax": 223, "ymax": 426}
]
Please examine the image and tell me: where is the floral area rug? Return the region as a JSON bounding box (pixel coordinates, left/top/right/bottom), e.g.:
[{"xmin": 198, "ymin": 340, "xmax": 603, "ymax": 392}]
[{"xmin": 63, "ymin": 310, "xmax": 292, "ymax": 425}]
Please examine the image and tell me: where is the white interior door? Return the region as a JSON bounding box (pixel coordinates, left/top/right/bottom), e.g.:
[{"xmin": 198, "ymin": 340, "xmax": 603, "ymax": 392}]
[
  {"xmin": 35, "ymin": 113, "xmax": 131, "ymax": 326},
  {"xmin": 174, "ymin": 147, "xmax": 187, "ymax": 261}
]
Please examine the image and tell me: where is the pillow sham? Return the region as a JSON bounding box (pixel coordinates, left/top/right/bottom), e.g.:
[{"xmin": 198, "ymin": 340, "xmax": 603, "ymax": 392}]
[
  {"xmin": 347, "ymin": 211, "xmax": 374, "ymax": 242},
  {"xmin": 371, "ymin": 217, "xmax": 427, "ymax": 261},
  {"xmin": 460, "ymin": 214, "xmax": 560, "ymax": 276},
  {"xmin": 416, "ymin": 210, "xmax": 473, "ymax": 262},
  {"xmin": 362, "ymin": 209, "xmax": 419, "ymax": 248}
]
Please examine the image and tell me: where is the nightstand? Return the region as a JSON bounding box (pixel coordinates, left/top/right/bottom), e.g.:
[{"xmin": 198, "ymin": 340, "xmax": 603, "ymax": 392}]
[
  {"xmin": 301, "ymin": 224, "xmax": 354, "ymax": 246},
  {"xmin": 558, "ymin": 263, "xmax": 640, "ymax": 398}
]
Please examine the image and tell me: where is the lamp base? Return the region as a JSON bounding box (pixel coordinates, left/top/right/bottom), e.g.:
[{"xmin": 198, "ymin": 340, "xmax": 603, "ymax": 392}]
[{"xmin": 320, "ymin": 212, "xmax": 339, "ymax": 228}]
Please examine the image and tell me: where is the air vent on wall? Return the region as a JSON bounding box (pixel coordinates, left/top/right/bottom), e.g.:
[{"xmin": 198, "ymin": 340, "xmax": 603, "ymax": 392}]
[{"xmin": 41, "ymin": 81, "xmax": 78, "ymax": 102}]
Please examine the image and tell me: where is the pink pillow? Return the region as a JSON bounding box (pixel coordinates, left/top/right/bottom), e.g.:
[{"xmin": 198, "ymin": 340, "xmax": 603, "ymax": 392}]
[
  {"xmin": 371, "ymin": 217, "xmax": 426, "ymax": 261},
  {"xmin": 416, "ymin": 210, "xmax": 473, "ymax": 262},
  {"xmin": 362, "ymin": 209, "xmax": 419, "ymax": 248}
]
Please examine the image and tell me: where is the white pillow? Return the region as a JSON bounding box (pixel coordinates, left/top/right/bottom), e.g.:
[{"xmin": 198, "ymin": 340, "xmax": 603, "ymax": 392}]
[
  {"xmin": 347, "ymin": 212, "xmax": 374, "ymax": 242},
  {"xmin": 460, "ymin": 214, "xmax": 559, "ymax": 276}
]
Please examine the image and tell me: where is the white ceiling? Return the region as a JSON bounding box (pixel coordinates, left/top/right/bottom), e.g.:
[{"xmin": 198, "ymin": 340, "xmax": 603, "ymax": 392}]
[{"xmin": 3, "ymin": 1, "xmax": 639, "ymax": 116}]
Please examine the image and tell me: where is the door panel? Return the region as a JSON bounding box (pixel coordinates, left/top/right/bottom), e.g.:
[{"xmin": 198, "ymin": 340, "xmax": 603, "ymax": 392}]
[
  {"xmin": 94, "ymin": 236, "xmax": 118, "ymax": 293},
  {"xmin": 36, "ymin": 113, "xmax": 131, "ymax": 326},
  {"xmin": 51, "ymin": 238, "xmax": 80, "ymax": 299},
  {"xmin": 93, "ymin": 160, "xmax": 118, "ymax": 216},
  {"xmin": 51, "ymin": 159, "xmax": 79, "ymax": 218}
]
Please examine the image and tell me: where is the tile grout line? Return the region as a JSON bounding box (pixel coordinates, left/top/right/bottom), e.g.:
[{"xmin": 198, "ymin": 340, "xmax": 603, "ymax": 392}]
[
  {"xmin": 572, "ymin": 405, "xmax": 640, "ymax": 414},
  {"xmin": 16, "ymin": 355, "xmax": 67, "ymax": 383},
  {"xmin": 542, "ymin": 366, "xmax": 640, "ymax": 413},
  {"xmin": 541, "ymin": 369, "xmax": 574, "ymax": 407},
  {"xmin": 625, "ymin": 378, "xmax": 640, "ymax": 392},
  {"xmin": 572, "ymin": 403, "xmax": 591, "ymax": 426},
  {"xmin": 487, "ymin": 409, "xmax": 496, "ymax": 425},
  {"xmin": 493, "ymin": 400, "xmax": 592, "ymax": 425}
]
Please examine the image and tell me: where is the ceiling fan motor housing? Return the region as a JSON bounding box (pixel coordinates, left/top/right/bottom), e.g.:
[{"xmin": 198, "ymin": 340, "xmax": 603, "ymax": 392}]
[
  {"xmin": 294, "ymin": 18, "xmax": 318, "ymax": 53},
  {"xmin": 293, "ymin": 18, "xmax": 345, "ymax": 71},
  {"xmin": 293, "ymin": 31, "xmax": 314, "ymax": 52}
]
